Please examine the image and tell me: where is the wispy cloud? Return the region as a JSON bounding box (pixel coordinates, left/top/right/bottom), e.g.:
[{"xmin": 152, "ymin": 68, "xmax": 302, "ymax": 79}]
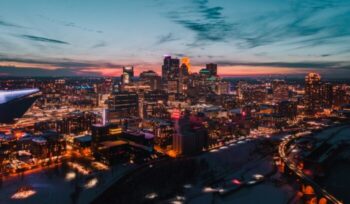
[
  {"xmin": 235, "ymin": 1, "xmax": 350, "ymax": 50},
  {"xmin": 19, "ymin": 35, "xmax": 69, "ymax": 45},
  {"xmin": 167, "ymin": 0, "xmax": 234, "ymax": 42},
  {"xmin": 0, "ymin": 54, "xmax": 146, "ymax": 77},
  {"xmin": 0, "ymin": 20, "xmax": 21, "ymax": 28},
  {"xmin": 91, "ymin": 42, "xmax": 107, "ymax": 48},
  {"xmin": 157, "ymin": 33, "xmax": 179, "ymax": 44},
  {"xmin": 38, "ymin": 14, "xmax": 103, "ymax": 34},
  {"xmin": 164, "ymin": 0, "xmax": 350, "ymax": 54},
  {"xmin": 210, "ymin": 60, "xmax": 350, "ymax": 70},
  {"xmin": 0, "ymin": 55, "xmax": 124, "ymax": 69},
  {"xmin": 0, "ymin": 66, "xmax": 81, "ymax": 77}
]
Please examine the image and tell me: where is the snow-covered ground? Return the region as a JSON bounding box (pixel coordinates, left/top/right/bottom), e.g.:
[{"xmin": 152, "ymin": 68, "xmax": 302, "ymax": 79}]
[
  {"xmin": 0, "ymin": 161, "xmax": 137, "ymax": 204},
  {"xmin": 168, "ymin": 137, "xmax": 297, "ymax": 204},
  {"xmin": 189, "ymin": 182, "xmax": 294, "ymax": 204}
]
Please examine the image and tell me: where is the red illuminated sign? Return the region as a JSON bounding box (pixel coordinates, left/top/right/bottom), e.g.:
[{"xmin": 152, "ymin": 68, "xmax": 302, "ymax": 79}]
[{"xmin": 171, "ymin": 109, "xmax": 181, "ymax": 119}]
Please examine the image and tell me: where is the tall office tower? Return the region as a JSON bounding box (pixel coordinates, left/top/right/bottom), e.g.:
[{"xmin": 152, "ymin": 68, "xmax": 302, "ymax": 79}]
[
  {"xmin": 321, "ymin": 83, "xmax": 333, "ymax": 108},
  {"xmin": 162, "ymin": 55, "xmax": 172, "ymax": 80},
  {"xmin": 333, "ymin": 85, "xmax": 347, "ymax": 107},
  {"xmin": 123, "ymin": 66, "xmax": 134, "ymax": 78},
  {"xmin": 180, "ymin": 63, "xmax": 189, "ymax": 77},
  {"xmin": 161, "ymin": 55, "xmax": 180, "ymax": 81},
  {"xmin": 107, "ymin": 91, "xmax": 139, "ymax": 120},
  {"xmin": 305, "ymin": 72, "xmax": 322, "ymax": 114},
  {"xmin": 181, "ymin": 57, "xmax": 191, "ymax": 73},
  {"xmin": 237, "ymin": 81, "xmax": 248, "ymax": 100},
  {"xmin": 172, "ymin": 112, "xmax": 208, "ymax": 156},
  {"xmin": 139, "ymin": 70, "xmax": 162, "ymax": 90},
  {"xmin": 272, "ymin": 80, "xmax": 289, "ymax": 102},
  {"xmin": 206, "ymin": 63, "xmax": 218, "ymax": 76},
  {"xmin": 121, "ymin": 66, "xmax": 134, "ymax": 85}
]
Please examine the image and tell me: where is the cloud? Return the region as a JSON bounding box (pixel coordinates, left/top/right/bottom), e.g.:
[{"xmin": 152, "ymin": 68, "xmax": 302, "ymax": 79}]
[
  {"xmin": 157, "ymin": 33, "xmax": 179, "ymax": 44},
  {"xmin": 38, "ymin": 14, "xmax": 103, "ymax": 34},
  {"xmin": 0, "ymin": 19, "xmax": 22, "ymax": 28},
  {"xmin": 19, "ymin": 35, "xmax": 69, "ymax": 45},
  {"xmin": 0, "ymin": 55, "xmax": 143, "ymax": 76},
  {"xmin": 91, "ymin": 42, "xmax": 107, "ymax": 48},
  {"xmin": 0, "ymin": 55, "xmax": 126, "ymax": 69},
  {"xmin": 210, "ymin": 60, "xmax": 350, "ymax": 70},
  {"xmin": 166, "ymin": 0, "xmax": 234, "ymax": 43},
  {"xmin": 0, "ymin": 66, "xmax": 82, "ymax": 77},
  {"xmin": 164, "ymin": 0, "xmax": 350, "ymax": 53},
  {"xmin": 234, "ymin": 1, "xmax": 350, "ymax": 49}
]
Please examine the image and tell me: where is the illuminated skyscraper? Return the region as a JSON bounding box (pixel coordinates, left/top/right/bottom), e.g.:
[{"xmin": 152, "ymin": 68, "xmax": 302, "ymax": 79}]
[
  {"xmin": 123, "ymin": 66, "xmax": 134, "ymax": 78},
  {"xmin": 107, "ymin": 91, "xmax": 139, "ymax": 120},
  {"xmin": 121, "ymin": 66, "xmax": 134, "ymax": 85},
  {"xmin": 161, "ymin": 55, "xmax": 180, "ymax": 81},
  {"xmin": 305, "ymin": 72, "xmax": 322, "ymax": 114}
]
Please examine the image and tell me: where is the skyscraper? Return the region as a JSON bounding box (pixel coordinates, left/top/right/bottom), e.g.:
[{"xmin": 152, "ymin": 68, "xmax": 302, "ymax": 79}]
[
  {"xmin": 121, "ymin": 66, "xmax": 134, "ymax": 85},
  {"xmin": 139, "ymin": 70, "xmax": 162, "ymax": 90},
  {"xmin": 206, "ymin": 63, "xmax": 218, "ymax": 76},
  {"xmin": 321, "ymin": 83, "xmax": 333, "ymax": 109},
  {"xmin": 123, "ymin": 66, "xmax": 134, "ymax": 78},
  {"xmin": 305, "ymin": 72, "xmax": 322, "ymax": 114},
  {"xmin": 161, "ymin": 55, "xmax": 180, "ymax": 81},
  {"xmin": 107, "ymin": 91, "xmax": 139, "ymax": 120}
]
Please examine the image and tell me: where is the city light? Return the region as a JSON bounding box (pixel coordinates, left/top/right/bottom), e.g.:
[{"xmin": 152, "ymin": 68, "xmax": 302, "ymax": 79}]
[
  {"xmin": 65, "ymin": 171, "xmax": 76, "ymax": 181},
  {"xmin": 84, "ymin": 178, "xmax": 98, "ymax": 189},
  {"xmin": 0, "ymin": 42, "xmax": 349, "ymax": 204},
  {"xmin": 11, "ymin": 187, "xmax": 36, "ymax": 200}
]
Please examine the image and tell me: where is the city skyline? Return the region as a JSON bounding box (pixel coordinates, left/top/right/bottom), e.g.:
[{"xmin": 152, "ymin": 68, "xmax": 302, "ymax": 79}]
[{"xmin": 1, "ymin": 0, "xmax": 350, "ymax": 78}]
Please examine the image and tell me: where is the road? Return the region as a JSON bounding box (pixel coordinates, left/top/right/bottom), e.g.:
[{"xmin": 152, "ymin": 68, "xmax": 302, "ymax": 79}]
[{"xmin": 278, "ymin": 133, "xmax": 343, "ymax": 204}]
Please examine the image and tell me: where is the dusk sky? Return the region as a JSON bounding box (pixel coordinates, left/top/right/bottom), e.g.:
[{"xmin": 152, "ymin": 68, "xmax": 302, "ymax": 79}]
[{"xmin": 1, "ymin": 0, "xmax": 350, "ymax": 77}]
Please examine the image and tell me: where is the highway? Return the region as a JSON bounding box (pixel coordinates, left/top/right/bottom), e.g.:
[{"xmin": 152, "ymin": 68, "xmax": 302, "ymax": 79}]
[{"xmin": 278, "ymin": 133, "xmax": 343, "ymax": 204}]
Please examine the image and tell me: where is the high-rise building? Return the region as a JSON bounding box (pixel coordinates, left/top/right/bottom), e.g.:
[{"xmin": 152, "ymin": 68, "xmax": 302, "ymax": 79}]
[
  {"xmin": 123, "ymin": 66, "xmax": 134, "ymax": 78},
  {"xmin": 107, "ymin": 91, "xmax": 139, "ymax": 120},
  {"xmin": 321, "ymin": 83, "xmax": 333, "ymax": 108},
  {"xmin": 121, "ymin": 66, "xmax": 134, "ymax": 85},
  {"xmin": 206, "ymin": 63, "xmax": 218, "ymax": 76},
  {"xmin": 172, "ymin": 113, "xmax": 208, "ymax": 156},
  {"xmin": 305, "ymin": 72, "xmax": 322, "ymax": 114},
  {"xmin": 162, "ymin": 55, "xmax": 180, "ymax": 81},
  {"xmin": 139, "ymin": 70, "xmax": 162, "ymax": 90},
  {"xmin": 91, "ymin": 123, "xmax": 121, "ymax": 153},
  {"xmin": 333, "ymin": 85, "xmax": 347, "ymax": 107}
]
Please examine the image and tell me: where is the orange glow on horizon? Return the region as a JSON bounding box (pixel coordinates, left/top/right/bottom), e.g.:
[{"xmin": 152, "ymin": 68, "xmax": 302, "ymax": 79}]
[{"xmin": 0, "ymin": 60, "xmax": 318, "ymax": 77}]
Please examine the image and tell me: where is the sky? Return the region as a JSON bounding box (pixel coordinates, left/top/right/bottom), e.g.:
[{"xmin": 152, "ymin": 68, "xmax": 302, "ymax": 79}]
[{"xmin": 0, "ymin": 0, "xmax": 350, "ymax": 78}]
